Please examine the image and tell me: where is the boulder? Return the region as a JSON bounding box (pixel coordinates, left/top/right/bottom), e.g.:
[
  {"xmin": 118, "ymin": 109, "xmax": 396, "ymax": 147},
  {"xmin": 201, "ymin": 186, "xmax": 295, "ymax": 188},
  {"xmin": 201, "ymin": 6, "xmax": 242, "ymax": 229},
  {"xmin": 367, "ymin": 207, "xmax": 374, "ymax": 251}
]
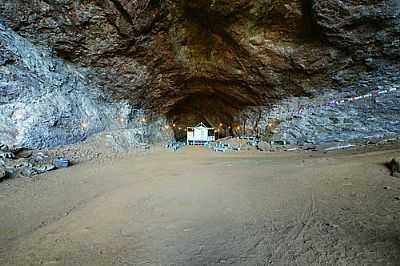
[
  {"xmin": 389, "ymin": 157, "xmax": 400, "ymax": 178},
  {"xmin": 53, "ymin": 158, "xmax": 70, "ymax": 169},
  {"xmin": 15, "ymin": 149, "xmax": 33, "ymax": 159},
  {"xmin": 256, "ymin": 142, "xmax": 271, "ymax": 152},
  {"xmin": 0, "ymin": 152, "xmax": 15, "ymax": 159},
  {"xmin": 30, "ymin": 152, "xmax": 50, "ymax": 163},
  {"xmin": 0, "ymin": 144, "xmax": 9, "ymax": 152},
  {"xmin": 0, "ymin": 167, "xmax": 6, "ymax": 180},
  {"xmin": 5, "ymin": 168, "xmax": 17, "ymax": 179},
  {"xmin": 32, "ymin": 164, "xmax": 56, "ymax": 174},
  {"xmin": 19, "ymin": 167, "xmax": 35, "ymax": 178}
]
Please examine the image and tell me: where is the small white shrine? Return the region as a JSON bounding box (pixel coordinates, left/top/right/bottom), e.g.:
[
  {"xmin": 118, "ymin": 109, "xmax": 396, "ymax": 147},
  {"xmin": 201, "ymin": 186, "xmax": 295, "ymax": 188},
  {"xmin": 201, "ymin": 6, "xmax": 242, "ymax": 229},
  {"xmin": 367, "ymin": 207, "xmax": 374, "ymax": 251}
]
[{"xmin": 186, "ymin": 122, "xmax": 215, "ymax": 145}]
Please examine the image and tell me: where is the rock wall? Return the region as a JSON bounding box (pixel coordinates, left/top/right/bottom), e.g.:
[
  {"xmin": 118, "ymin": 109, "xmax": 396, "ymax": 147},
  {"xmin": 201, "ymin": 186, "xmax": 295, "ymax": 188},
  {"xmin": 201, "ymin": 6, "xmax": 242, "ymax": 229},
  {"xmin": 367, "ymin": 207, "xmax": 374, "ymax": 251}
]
[
  {"xmin": 0, "ymin": 21, "xmax": 151, "ymax": 149},
  {"xmin": 0, "ymin": 1, "xmax": 399, "ymax": 146},
  {"xmin": 239, "ymin": 64, "xmax": 400, "ymax": 144},
  {"xmin": 1, "ymin": 0, "xmax": 399, "ymax": 128}
]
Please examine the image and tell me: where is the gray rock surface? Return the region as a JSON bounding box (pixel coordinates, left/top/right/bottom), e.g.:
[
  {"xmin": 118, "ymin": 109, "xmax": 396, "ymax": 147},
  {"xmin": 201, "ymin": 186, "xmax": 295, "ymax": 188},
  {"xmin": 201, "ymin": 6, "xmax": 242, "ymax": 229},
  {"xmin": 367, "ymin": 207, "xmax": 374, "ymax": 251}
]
[
  {"xmin": 240, "ymin": 65, "xmax": 400, "ymax": 145},
  {"xmin": 0, "ymin": 167, "xmax": 5, "ymax": 179},
  {"xmin": 1, "ymin": 1, "xmax": 399, "ymax": 147},
  {"xmin": 0, "ymin": 21, "xmax": 150, "ymax": 149},
  {"xmin": 0, "ymin": 152, "xmax": 14, "ymax": 159},
  {"xmin": 0, "ymin": 148, "xmax": 72, "ymax": 180},
  {"xmin": 1, "ymin": 0, "xmax": 399, "ymax": 126}
]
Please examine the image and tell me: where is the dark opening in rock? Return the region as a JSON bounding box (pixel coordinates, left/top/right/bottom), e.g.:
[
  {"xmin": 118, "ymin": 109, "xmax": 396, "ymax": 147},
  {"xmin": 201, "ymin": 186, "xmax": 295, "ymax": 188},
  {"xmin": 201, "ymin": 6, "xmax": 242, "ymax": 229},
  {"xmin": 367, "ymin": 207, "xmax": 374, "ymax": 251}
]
[{"xmin": 166, "ymin": 89, "xmax": 254, "ymax": 139}]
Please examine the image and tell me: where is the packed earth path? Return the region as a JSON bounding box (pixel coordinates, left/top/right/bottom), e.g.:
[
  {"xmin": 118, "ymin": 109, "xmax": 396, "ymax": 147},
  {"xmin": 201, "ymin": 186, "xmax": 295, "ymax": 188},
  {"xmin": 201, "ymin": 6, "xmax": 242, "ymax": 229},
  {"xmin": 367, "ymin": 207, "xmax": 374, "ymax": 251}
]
[{"xmin": 1, "ymin": 146, "xmax": 400, "ymax": 265}]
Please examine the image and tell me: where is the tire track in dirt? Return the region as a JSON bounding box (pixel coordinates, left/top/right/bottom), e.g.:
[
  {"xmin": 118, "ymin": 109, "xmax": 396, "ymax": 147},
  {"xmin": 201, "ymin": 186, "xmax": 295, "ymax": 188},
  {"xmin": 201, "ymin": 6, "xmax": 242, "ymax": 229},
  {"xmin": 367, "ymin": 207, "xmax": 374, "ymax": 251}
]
[{"xmin": 270, "ymin": 188, "xmax": 316, "ymax": 263}]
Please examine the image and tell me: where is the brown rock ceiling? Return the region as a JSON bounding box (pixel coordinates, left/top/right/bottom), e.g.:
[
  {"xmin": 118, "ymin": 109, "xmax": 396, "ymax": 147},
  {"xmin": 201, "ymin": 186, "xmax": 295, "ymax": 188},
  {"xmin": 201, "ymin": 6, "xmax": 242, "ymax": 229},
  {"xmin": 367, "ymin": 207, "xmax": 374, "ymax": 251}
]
[{"xmin": 0, "ymin": 0, "xmax": 399, "ymax": 128}]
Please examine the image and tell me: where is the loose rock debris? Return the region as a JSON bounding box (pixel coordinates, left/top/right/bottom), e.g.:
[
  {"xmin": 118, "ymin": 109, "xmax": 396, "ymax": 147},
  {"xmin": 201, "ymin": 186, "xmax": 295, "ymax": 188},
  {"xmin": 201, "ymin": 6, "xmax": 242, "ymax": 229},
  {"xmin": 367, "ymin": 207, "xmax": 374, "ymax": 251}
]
[
  {"xmin": 0, "ymin": 144, "xmax": 70, "ymax": 181},
  {"xmin": 0, "ymin": 168, "xmax": 6, "ymax": 179}
]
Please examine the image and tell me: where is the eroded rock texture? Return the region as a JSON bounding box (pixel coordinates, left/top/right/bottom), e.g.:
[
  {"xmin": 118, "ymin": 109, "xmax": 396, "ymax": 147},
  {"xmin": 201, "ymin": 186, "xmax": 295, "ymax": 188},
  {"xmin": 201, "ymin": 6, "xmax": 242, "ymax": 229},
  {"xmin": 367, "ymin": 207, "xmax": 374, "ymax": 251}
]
[
  {"xmin": 0, "ymin": 22, "xmax": 148, "ymax": 148},
  {"xmin": 240, "ymin": 65, "xmax": 400, "ymax": 144},
  {"xmin": 1, "ymin": 0, "xmax": 399, "ymax": 144}
]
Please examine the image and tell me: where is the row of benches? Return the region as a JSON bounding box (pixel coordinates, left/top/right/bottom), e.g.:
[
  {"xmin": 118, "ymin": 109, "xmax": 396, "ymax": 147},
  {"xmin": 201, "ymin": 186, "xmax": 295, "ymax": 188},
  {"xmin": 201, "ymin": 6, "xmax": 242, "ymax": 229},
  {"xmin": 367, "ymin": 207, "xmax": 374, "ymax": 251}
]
[
  {"xmin": 206, "ymin": 142, "xmax": 241, "ymax": 152},
  {"xmin": 165, "ymin": 141, "xmax": 185, "ymax": 151}
]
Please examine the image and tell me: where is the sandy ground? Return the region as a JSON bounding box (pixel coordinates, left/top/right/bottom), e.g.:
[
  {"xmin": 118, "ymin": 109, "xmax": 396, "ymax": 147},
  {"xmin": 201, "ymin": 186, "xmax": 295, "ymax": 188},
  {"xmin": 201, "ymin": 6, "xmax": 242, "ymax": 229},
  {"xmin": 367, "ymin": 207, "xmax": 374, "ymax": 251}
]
[{"xmin": 0, "ymin": 146, "xmax": 400, "ymax": 266}]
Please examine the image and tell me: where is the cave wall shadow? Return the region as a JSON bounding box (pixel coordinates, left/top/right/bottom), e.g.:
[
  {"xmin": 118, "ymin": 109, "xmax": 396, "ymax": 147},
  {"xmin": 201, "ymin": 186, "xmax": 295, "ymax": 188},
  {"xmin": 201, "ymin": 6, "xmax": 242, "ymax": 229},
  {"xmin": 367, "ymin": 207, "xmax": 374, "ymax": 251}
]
[{"xmin": 166, "ymin": 92, "xmax": 254, "ymax": 140}]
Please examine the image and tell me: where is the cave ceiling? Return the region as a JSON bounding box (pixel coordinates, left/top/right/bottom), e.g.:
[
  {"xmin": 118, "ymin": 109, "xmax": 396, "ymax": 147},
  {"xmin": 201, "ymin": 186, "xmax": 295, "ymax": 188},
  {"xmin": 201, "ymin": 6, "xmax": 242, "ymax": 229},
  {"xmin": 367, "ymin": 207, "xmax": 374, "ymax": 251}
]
[{"xmin": 0, "ymin": 0, "xmax": 399, "ymax": 126}]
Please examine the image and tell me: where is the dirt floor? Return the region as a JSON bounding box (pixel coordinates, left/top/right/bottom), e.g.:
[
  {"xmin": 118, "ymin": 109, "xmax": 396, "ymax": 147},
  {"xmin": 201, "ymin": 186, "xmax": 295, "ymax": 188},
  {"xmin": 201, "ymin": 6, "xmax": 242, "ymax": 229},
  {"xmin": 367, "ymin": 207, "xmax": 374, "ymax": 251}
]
[{"xmin": 1, "ymin": 146, "xmax": 400, "ymax": 265}]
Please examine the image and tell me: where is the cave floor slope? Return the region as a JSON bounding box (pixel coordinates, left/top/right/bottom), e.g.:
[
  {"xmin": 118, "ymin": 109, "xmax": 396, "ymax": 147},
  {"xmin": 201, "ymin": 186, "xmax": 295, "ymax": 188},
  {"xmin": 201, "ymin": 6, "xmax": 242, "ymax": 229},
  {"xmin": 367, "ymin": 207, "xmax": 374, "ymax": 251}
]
[{"xmin": 1, "ymin": 147, "xmax": 400, "ymax": 265}]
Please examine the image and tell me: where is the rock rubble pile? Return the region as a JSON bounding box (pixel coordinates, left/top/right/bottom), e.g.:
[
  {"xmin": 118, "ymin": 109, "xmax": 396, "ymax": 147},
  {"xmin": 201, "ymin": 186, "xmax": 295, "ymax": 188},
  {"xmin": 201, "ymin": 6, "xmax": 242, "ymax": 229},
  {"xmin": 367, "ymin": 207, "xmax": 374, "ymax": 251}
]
[{"xmin": 0, "ymin": 144, "xmax": 70, "ymax": 181}]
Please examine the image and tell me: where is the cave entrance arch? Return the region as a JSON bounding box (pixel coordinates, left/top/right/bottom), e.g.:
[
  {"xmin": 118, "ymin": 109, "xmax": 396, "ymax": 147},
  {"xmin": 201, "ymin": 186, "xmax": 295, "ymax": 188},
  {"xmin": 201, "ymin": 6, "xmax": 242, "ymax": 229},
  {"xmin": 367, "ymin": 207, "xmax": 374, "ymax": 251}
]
[{"xmin": 166, "ymin": 92, "xmax": 248, "ymax": 141}]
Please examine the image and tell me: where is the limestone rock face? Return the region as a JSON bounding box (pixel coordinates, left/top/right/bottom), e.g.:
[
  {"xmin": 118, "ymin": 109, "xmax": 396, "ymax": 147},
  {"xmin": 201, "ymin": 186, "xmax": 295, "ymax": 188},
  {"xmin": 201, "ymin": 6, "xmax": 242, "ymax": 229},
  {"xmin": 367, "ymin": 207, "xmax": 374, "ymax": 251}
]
[
  {"xmin": 0, "ymin": 22, "xmax": 146, "ymax": 149},
  {"xmin": 0, "ymin": 0, "xmax": 399, "ymax": 143},
  {"xmin": 239, "ymin": 64, "xmax": 400, "ymax": 144}
]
